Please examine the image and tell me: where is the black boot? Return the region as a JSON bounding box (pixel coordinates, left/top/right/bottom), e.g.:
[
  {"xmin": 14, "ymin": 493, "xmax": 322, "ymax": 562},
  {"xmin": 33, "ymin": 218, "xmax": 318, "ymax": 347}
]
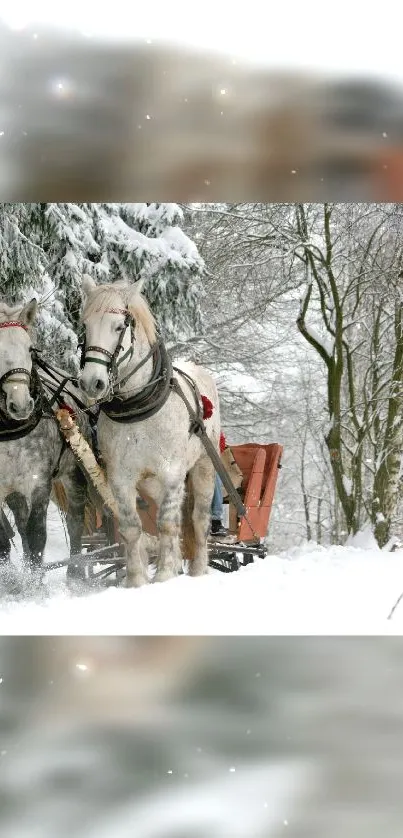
[{"xmin": 210, "ymin": 519, "xmax": 228, "ymax": 537}]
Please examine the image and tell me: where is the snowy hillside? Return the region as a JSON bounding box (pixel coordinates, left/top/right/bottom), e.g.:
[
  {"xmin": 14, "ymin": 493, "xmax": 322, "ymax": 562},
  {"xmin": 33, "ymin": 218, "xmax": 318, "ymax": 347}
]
[{"xmin": 1, "ymin": 504, "xmax": 403, "ymax": 634}]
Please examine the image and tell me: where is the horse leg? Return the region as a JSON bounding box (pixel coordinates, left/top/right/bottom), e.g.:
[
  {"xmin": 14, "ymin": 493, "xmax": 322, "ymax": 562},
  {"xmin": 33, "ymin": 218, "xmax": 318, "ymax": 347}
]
[
  {"xmin": 110, "ymin": 481, "xmax": 148, "ymax": 588},
  {"xmin": 5, "ymin": 492, "xmax": 30, "ymax": 560},
  {"xmin": 154, "ymin": 477, "xmax": 186, "ymax": 584},
  {"xmin": 187, "ymin": 456, "xmax": 215, "ymax": 577},
  {"xmin": 25, "ymin": 486, "xmax": 50, "ymax": 575},
  {"xmin": 0, "ymin": 502, "xmax": 24, "ymax": 598},
  {"xmin": 0, "ymin": 509, "xmax": 12, "ymax": 564},
  {"xmin": 62, "ymin": 467, "xmax": 88, "ymax": 582}
]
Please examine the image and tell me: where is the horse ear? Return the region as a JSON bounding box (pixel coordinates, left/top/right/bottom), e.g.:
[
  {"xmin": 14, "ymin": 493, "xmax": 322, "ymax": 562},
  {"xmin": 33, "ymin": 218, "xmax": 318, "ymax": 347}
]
[
  {"xmin": 19, "ymin": 298, "xmax": 38, "ymax": 326},
  {"xmin": 82, "ymin": 274, "xmax": 97, "ymax": 296},
  {"xmin": 132, "ymin": 278, "xmax": 144, "ymax": 295}
]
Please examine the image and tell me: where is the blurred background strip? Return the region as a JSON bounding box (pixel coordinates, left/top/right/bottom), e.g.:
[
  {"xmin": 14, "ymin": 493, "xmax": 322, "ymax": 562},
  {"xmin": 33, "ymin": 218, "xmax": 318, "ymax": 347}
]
[
  {"xmin": 2, "ymin": 636, "xmax": 403, "ymax": 837},
  {"xmin": 1, "ymin": 12, "xmax": 403, "ymax": 200}
]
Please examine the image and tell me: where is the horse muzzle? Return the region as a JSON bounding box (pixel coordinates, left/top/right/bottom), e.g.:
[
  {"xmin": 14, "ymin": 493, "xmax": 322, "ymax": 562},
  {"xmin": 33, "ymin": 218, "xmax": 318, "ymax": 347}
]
[
  {"xmin": 1, "ymin": 369, "xmax": 35, "ymax": 421},
  {"xmin": 5, "ymin": 391, "xmax": 35, "ymax": 421},
  {"xmin": 79, "ymin": 369, "xmax": 109, "ymax": 401}
]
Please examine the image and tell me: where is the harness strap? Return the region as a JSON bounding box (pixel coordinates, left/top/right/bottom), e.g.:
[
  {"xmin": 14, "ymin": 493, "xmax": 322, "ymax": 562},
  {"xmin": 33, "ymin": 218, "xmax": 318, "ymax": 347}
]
[
  {"xmin": 47, "ymin": 377, "xmax": 70, "ymax": 409},
  {"xmin": 84, "ymin": 355, "xmax": 110, "ymax": 366},
  {"xmin": 51, "ymin": 437, "xmax": 68, "ymax": 478},
  {"xmin": 83, "ymin": 345, "xmax": 134, "ymax": 370},
  {"xmin": 0, "ymin": 367, "xmax": 31, "ymax": 388},
  {"xmin": 0, "ymin": 322, "xmax": 28, "ymax": 332},
  {"xmin": 170, "ymin": 375, "xmax": 249, "ymax": 525},
  {"xmin": 116, "ymin": 343, "xmax": 156, "ymax": 390},
  {"xmin": 81, "ymin": 310, "xmax": 135, "ymax": 378},
  {"xmin": 116, "ymin": 345, "xmax": 133, "ymax": 370},
  {"xmin": 32, "ymin": 354, "xmax": 89, "ymax": 413},
  {"xmin": 172, "ymin": 365, "xmax": 203, "ymax": 405},
  {"xmin": 101, "ymin": 341, "xmax": 172, "ymax": 422},
  {"xmin": 86, "ymin": 345, "xmax": 114, "ymax": 360}
]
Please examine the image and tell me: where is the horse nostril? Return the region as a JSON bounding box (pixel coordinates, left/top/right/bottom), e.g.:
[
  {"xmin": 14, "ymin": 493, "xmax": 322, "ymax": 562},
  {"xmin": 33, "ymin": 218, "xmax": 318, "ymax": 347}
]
[
  {"xmin": 79, "ymin": 377, "xmax": 87, "ymax": 392},
  {"xmin": 9, "ymin": 399, "xmax": 33, "ymax": 415},
  {"xmin": 95, "ymin": 379, "xmax": 105, "ymax": 392}
]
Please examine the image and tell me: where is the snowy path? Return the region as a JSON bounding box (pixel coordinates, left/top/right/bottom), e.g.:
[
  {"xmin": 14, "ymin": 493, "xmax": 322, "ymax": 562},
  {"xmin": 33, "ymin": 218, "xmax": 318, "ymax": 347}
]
[{"xmin": 1, "ymin": 504, "xmax": 403, "ymax": 634}]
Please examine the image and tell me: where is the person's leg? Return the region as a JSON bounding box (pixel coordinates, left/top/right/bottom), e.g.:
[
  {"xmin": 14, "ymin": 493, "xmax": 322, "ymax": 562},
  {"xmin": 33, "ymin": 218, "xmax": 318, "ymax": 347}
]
[
  {"xmin": 211, "ymin": 474, "xmax": 223, "ymax": 522},
  {"xmin": 210, "ymin": 474, "xmax": 228, "ymax": 536}
]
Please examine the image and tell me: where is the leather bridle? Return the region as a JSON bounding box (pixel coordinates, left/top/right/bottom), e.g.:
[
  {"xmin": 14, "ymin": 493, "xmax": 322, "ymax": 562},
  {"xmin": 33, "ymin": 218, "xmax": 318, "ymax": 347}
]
[
  {"xmin": 0, "ymin": 321, "xmax": 33, "ymax": 390},
  {"xmin": 79, "ymin": 308, "xmax": 135, "ymax": 390}
]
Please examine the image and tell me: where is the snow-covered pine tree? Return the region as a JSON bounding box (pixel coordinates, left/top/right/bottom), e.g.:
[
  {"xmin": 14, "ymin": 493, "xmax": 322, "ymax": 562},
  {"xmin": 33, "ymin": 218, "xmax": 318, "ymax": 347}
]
[
  {"xmin": 90, "ymin": 203, "xmax": 205, "ymax": 343},
  {"xmin": 0, "ymin": 203, "xmax": 46, "ymax": 299},
  {"xmin": 0, "ymin": 203, "xmax": 205, "ymax": 371},
  {"xmin": 40, "ymin": 203, "xmax": 102, "ymax": 335},
  {"xmin": 0, "ymin": 203, "xmax": 80, "ymax": 372}
]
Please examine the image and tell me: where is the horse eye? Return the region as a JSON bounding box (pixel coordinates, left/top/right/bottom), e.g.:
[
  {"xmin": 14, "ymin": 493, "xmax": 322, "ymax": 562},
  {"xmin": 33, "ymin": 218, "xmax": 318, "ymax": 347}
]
[{"xmin": 115, "ymin": 325, "xmax": 125, "ymax": 332}]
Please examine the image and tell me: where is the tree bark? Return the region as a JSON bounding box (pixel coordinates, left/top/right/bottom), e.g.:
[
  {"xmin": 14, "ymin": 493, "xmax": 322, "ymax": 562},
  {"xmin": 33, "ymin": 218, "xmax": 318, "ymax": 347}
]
[{"xmin": 372, "ymin": 302, "xmax": 403, "ymax": 546}]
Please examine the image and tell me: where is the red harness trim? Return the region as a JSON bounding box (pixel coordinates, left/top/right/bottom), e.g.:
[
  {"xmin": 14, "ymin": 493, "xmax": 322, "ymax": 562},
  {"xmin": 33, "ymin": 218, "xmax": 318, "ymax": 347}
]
[
  {"xmin": 201, "ymin": 394, "xmax": 214, "ymax": 420},
  {"xmin": 0, "ymin": 321, "xmax": 29, "ymax": 332},
  {"xmin": 59, "ymin": 402, "xmax": 76, "ymax": 418}
]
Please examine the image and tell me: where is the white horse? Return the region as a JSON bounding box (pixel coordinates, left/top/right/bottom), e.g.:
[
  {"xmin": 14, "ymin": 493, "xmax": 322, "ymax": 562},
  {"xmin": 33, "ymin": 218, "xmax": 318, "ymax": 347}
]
[
  {"xmin": 79, "ymin": 276, "xmax": 220, "ymax": 587},
  {"xmin": 0, "ymin": 298, "xmax": 91, "ymax": 586}
]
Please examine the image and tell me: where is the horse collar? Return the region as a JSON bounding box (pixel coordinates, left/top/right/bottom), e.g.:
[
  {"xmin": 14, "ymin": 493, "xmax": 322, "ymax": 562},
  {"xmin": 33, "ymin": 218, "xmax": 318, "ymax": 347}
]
[{"xmin": 100, "ymin": 339, "xmax": 173, "ymax": 423}]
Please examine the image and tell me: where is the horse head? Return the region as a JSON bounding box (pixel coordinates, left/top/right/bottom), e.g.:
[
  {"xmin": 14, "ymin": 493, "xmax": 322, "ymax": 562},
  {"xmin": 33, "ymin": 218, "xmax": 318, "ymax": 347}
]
[
  {"xmin": 79, "ymin": 275, "xmax": 156, "ymax": 402},
  {"xmin": 0, "ymin": 299, "xmax": 38, "ymax": 421}
]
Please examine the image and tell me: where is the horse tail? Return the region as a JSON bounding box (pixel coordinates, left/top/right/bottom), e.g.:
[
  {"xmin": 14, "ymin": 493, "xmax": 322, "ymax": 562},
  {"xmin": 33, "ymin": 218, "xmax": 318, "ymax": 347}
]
[
  {"xmin": 51, "ymin": 479, "xmax": 69, "ymax": 514},
  {"xmin": 51, "ymin": 478, "xmax": 97, "ymax": 535},
  {"xmin": 181, "ymin": 473, "xmax": 197, "ymax": 561}
]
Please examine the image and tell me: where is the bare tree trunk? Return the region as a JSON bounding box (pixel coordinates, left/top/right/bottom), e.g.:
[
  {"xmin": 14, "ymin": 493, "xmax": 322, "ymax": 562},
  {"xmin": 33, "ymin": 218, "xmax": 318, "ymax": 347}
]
[
  {"xmin": 300, "ymin": 434, "xmax": 312, "ymax": 540},
  {"xmin": 296, "ymin": 205, "xmax": 358, "ymax": 536},
  {"xmin": 372, "ymin": 301, "xmax": 403, "ymax": 546},
  {"xmin": 316, "ymin": 497, "xmax": 323, "ymax": 544}
]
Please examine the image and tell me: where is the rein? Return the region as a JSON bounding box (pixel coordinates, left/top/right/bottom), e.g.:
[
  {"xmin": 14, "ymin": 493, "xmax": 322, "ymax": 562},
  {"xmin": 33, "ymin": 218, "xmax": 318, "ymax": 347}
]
[
  {"xmin": 170, "ymin": 375, "xmax": 249, "ymax": 524},
  {"xmin": 32, "ymin": 352, "xmax": 89, "ymax": 413}
]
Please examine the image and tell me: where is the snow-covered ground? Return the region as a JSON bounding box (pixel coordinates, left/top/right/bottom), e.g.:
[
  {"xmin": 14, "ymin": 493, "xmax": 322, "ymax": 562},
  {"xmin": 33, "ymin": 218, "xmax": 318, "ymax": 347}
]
[{"xmin": 1, "ymin": 503, "xmax": 403, "ymax": 634}]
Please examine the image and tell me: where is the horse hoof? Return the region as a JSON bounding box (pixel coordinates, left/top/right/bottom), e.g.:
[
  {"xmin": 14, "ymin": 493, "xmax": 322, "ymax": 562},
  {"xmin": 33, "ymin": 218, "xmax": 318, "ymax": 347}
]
[
  {"xmin": 67, "ymin": 572, "xmax": 87, "ymax": 582},
  {"xmin": 0, "ymin": 562, "xmax": 24, "ymax": 598},
  {"xmin": 125, "ymin": 574, "xmax": 149, "ymax": 589},
  {"xmin": 187, "ymin": 566, "xmax": 208, "ymax": 578},
  {"xmin": 153, "ymin": 570, "xmax": 176, "ymax": 584},
  {"xmin": 30, "ymin": 573, "xmax": 46, "ymax": 591},
  {"xmin": 66, "ymin": 576, "xmax": 88, "ymax": 596}
]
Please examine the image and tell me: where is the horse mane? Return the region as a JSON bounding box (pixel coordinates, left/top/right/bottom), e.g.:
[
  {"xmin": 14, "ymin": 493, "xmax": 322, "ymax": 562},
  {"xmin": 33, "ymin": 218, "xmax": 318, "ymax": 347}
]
[{"xmin": 82, "ymin": 281, "xmax": 157, "ymax": 345}]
